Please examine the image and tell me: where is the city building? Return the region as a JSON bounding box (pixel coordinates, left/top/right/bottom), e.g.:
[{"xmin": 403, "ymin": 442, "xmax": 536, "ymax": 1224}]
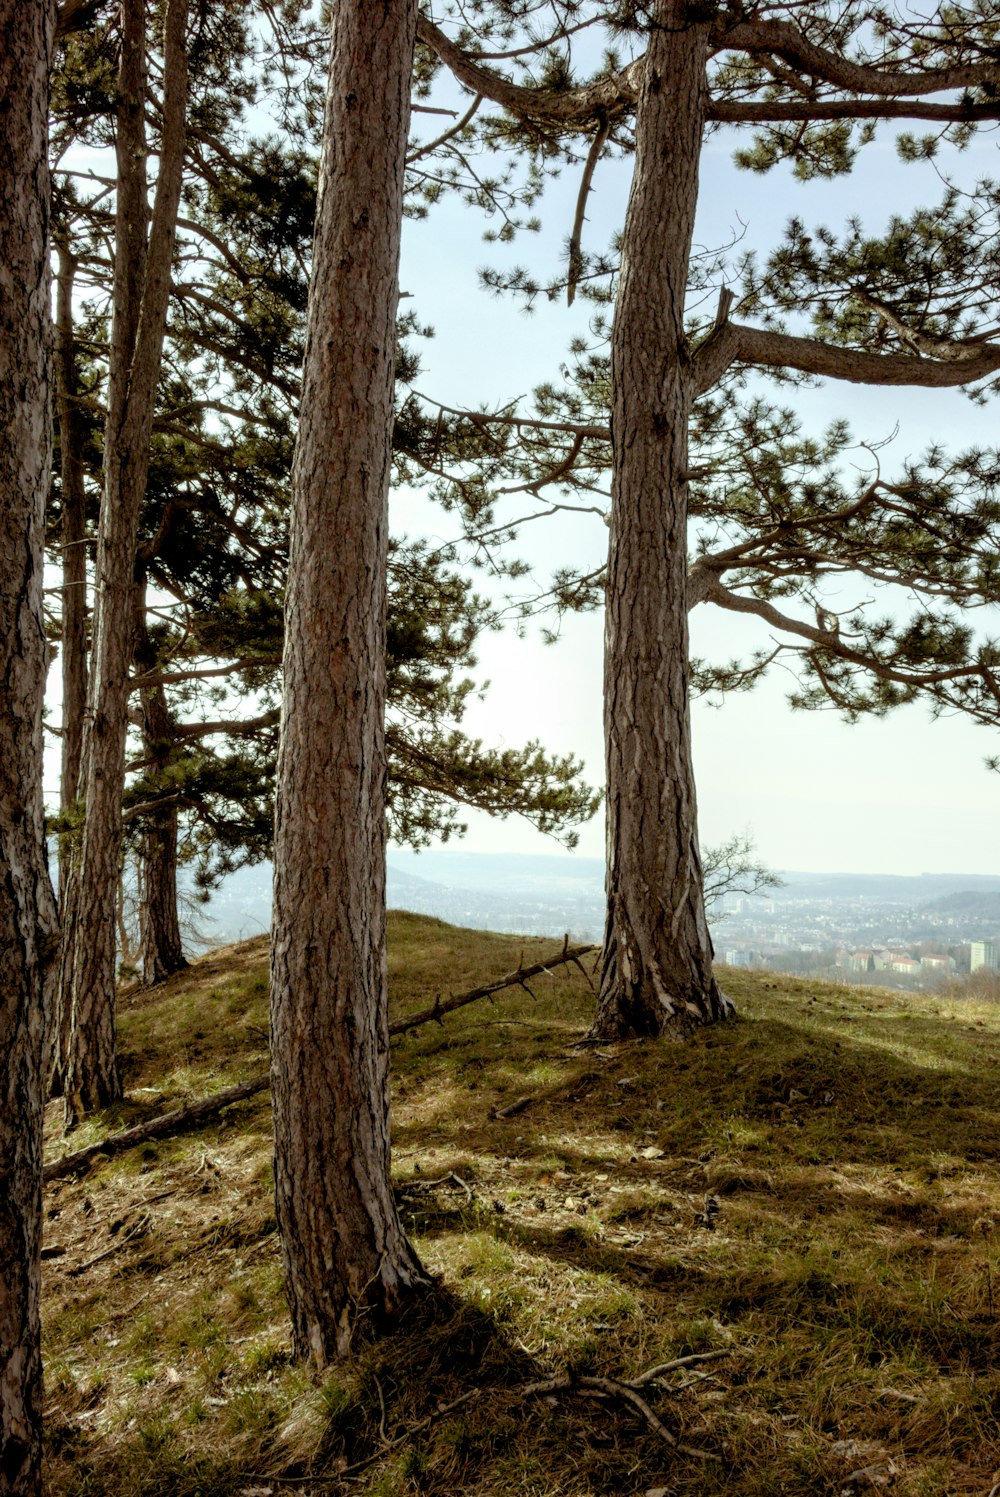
[{"xmin": 971, "ymin": 941, "xmax": 1000, "ymax": 971}]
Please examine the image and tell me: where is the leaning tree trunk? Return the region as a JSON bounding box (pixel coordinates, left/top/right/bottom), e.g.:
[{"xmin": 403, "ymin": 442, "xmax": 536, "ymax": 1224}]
[
  {"xmin": 0, "ymin": 1, "xmax": 59, "ymax": 1489},
  {"xmin": 59, "ymin": 0, "xmax": 189, "ymax": 1127},
  {"xmin": 270, "ymin": 0, "xmax": 427, "ymax": 1365},
  {"xmin": 592, "ymin": 0, "xmax": 731, "ymax": 1040}
]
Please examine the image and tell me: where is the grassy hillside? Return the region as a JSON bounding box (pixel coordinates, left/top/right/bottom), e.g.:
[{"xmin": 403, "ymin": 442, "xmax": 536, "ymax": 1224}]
[{"xmin": 42, "ymin": 912, "xmax": 1000, "ymax": 1495}]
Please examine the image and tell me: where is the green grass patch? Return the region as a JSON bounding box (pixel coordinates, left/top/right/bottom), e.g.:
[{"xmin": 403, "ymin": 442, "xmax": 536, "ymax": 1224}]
[{"xmin": 41, "ymin": 914, "xmax": 1000, "ymax": 1495}]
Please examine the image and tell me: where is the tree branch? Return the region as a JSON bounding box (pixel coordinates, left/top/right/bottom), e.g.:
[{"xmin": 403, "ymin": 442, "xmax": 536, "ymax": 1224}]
[
  {"xmin": 568, "ymin": 113, "xmax": 611, "ymax": 306},
  {"xmin": 719, "ymin": 18, "xmax": 1000, "ymax": 99},
  {"xmin": 693, "ymin": 320, "xmax": 1000, "ymax": 395},
  {"xmin": 417, "ymin": 13, "xmax": 642, "ymax": 125},
  {"xmin": 389, "ymin": 937, "xmax": 599, "ymax": 1038},
  {"xmin": 711, "ymin": 97, "xmax": 1000, "ymax": 124}
]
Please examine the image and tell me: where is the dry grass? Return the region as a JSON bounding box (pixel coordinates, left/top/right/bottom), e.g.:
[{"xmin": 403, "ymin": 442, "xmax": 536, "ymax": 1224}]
[{"xmin": 41, "ymin": 916, "xmax": 1000, "ymax": 1495}]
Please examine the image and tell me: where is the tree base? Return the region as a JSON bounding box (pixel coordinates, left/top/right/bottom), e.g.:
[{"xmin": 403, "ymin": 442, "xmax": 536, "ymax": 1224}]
[{"xmin": 590, "ymin": 965, "xmax": 734, "ymax": 1042}]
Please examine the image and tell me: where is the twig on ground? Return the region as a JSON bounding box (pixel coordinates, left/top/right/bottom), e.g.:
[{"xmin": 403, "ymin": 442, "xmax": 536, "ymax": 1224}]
[
  {"xmin": 630, "ymin": 1350, "xmax": 733, "ymax": 1385},
  {"xmin": 253, "ymin": 1388, "xmax": 483, "ymax": 1483},
  {"xmin": 375, "ymin": 1376, "xmax": 388, "ymax": 1443},
  {"xmin": 399, "ymin": 1172, "xmax": 474, "ymax": 1204},
  {"xmin": 67, "ymin": 1216, "xmax": 151, "ymax": 1277},
  {"xmin": 521, "ymin": 1372, "xmax": 717, "ymax": 1459},
  {"xmin": 494, "ymin": 1095, "xmax": 533, "ymax": 1119}
]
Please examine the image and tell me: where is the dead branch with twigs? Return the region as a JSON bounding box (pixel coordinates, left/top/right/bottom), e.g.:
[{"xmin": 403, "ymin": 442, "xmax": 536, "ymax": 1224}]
[
  {"xmin": 44, "ymin": 939, "xmax": 600, "ymax": 1182},
  {"xmin": 43, "ymin": 1073, "xmax": 272, "ymax": 1182},
  {"xmin": 247, "ymin": 1351, "xmax": 732, "ymax": 1485},
  {"xmin": 387, "ymin": 935, "xmax": 598, "ymax": 1038}
]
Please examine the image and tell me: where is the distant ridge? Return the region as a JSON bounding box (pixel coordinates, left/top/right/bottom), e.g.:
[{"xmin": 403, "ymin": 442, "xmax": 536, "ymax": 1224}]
[{"xmin": 182, "ymin": 854, "xmax": 1000, "ymax": 951}]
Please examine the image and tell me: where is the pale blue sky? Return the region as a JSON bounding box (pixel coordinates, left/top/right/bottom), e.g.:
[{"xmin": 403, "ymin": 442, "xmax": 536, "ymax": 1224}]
[{"xmin": 393, "ymin": 116, "xmax": 1000, "ymax": 874}]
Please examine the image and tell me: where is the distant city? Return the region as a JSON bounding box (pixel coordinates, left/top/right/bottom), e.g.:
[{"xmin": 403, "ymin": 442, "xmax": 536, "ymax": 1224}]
[{"xmin": 194, "ymin": 853, "xmax": 1000, "ymax": 988}]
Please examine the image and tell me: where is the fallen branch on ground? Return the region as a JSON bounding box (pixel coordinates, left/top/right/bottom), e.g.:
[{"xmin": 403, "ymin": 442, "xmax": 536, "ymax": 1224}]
[
  {"xmin": 521, "ymin": 1370, "xmax": 719, "ymax": 1459},
  {"xmin": 43, "ymin": 1074, "xmax": 270, "ymax": 1182},
  {"xmin": 398, "ymin": 1171, "xmax": 475, "ymax": 1204},
  {"xmin": 388, "ymin": 935, "xmax": 599, "ymax": 1039},
  {"xmin": 44, "ymin": 938, "xmax": 599, "ymax": 1183},
  {"xmin": 250, "ymin": 1350, "xmax": 728, "ymax": 1485}
]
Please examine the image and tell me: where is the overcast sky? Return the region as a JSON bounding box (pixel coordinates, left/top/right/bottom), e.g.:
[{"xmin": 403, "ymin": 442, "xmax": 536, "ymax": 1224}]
[{"xmin": 393, "ymin": 114, "xmax": 1000, "ymax": 875}]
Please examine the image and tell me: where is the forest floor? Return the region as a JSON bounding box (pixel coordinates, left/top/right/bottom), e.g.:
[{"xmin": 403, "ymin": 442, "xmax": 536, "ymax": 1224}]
[{"xmin": 41, "ymin": 912, "xmax": 1000, "ymax": 1496}]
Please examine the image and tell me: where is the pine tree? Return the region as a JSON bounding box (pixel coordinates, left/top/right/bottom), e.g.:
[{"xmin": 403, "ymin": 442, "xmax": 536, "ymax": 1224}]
[
  {"xmin": 269, "ymin": 0, "xmax": 431, "ymax": 1364},
  {"xmin": 57, "ymin": 0, "xmax": 190, "ymax": 1125},
  {"xmin": 48, "ymin": 4, "xmax": 599, "ymax": 1007},
  {"xmin": 417, "ymin": 1, "xmax": 1000, "ymax": 1037},
  {"xmin": 0, "ymin": 1, "xmax": 59, "ymax": 1487}
]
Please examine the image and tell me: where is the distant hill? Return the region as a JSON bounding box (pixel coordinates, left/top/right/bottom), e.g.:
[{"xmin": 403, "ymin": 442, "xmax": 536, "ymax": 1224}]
[
  {"xmin": 387, "ymin": 849, "xmax": 605, "ymax": 894},
  {"xmin": 775, "ymin": 870, "xmax": 1000, "ymax": 903},
  {"xmin": 918, "ymin": 889, "xmax": 1000, "ymax": 918},
  {"xmin": 186, "ymin": 855, "xmax": 1000, "ymax": 950}
]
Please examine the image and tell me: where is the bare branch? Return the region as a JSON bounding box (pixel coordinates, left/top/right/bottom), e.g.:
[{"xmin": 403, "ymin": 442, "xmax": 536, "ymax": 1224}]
[
  {"xmin": 719, "ymin": 18, "xmax": 1000, "ymax": 99},
  {"xmin": 568, "ymin": 113, "xmax": 611, "ymax": 306},
  {"xmin": 417, "ymin": 12, "xmax": 642, "ymax": 126},
  {"xmin": 693, "ymin": 320, "xmax": 1000, "ymax": 395}
]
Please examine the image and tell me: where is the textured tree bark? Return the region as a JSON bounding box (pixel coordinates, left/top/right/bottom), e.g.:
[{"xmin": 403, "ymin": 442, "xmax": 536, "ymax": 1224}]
[
  {"xmin": 270, "ymin": 0, "xmax": 428, "ymax": 1365},
  {"xmin": 138, "ymin": 696, "xmax": 187, "ymax": 985},
  {"xmin": 592, "ymin": 0, "xmax": 731, "ymax": 1040},
  {"xmin": 54, "ymin": 239, "xmax": 89, "ymax": 833},
  {"xmin": 131, "ymin": 579, "xmax": 187, "ymax": 985},
  {"xmin": 49, "ymin": 240, "xmax": 91, "ymax": 1098},
  {"xmin": 0, "ymin": 1, "xmax": 59, "ymax": 1489},
  {"xmin": 58, "ymin": 0, "xmax": 189, "ymax": 1126}
]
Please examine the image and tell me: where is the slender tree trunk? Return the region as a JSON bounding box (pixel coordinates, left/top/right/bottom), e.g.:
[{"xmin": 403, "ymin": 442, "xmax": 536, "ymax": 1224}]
[
  {"xmin": 55, "ymin": 239, "xmax": 89, "ymax": 836},
  {"xmin": 132, "ymin": 578, "xmax": 186, "ymax": 983},
  {"xmin": 270, "ymin": 0, "xmax": 428, "ymax": 1365},
  {"xmin": 49, "ymin": 239, "xmax": 91, "ymax": 1098},
  {"xmin": 0, "ymin": 1, "xmax": 59, "ymax": 1489},
  {"xmin": 592, "ymin": 0, "xmax": 731, "ymax": 1039},
  {"xmin": 137, "ymin": 670, "xmax": 187, "ymax": 983},
  {"xmin": 59, "ymin": 0, "xmax": 189, "ymax": 1127}
]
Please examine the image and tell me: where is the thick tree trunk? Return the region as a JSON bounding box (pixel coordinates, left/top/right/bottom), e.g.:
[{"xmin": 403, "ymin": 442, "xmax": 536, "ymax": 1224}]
[
  {"xmin": 59, "ymin": 0, "xmax": 189, "ymax": 1127},
  {"xmin": 0, "ymin": 1, "xmax": 59, "ymax": 1489},
  {"xmin": 270, "ymin": 0, "xmax": 428, "ymax": 1365},
  {"xmin": 592, "ymin": 0, "xmax": 731, "ymax": 1040}
]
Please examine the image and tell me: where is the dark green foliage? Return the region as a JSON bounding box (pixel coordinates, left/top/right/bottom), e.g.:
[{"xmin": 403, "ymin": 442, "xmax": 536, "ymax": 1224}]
[{"xmin": 47, "ymin": 0, "xmax": 600, "ymax": 907}]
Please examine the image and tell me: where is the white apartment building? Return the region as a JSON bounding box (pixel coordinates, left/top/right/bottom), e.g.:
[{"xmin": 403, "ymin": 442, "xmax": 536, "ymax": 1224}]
[{"xmin": 970, "ymin": 940, "xmax": 1000, "ymax": 971}]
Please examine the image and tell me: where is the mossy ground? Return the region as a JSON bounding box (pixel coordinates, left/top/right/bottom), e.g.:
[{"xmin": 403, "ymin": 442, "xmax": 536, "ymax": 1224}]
[{"xmin": 42, "ymin": 913, "xmax": 1000, "ymax": 1494}]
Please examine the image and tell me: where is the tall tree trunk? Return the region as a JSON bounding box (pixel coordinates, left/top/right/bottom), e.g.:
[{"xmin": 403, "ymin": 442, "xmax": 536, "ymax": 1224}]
[
  {"xmin": 270, "ymin": 0, "xmax": 428, "ymax": 1365},
  {"xmin": 135, "ymin": 595, "xmax": 187, "ymax": 983},
  {"xmin": 54, "ymin": 238, "xmax": 89, "ymax": 839},
  {"xmin": 0, "ymin": 0, "xmax": 59, "ymax": 1489},
  {"xmin": 59, "ymin": 0, "xmax": 189, "ymax": 1127},
  {"xmin": 592, "ymin": 0, "xmax": 731, "ymax": 1040},
  {"xmin": 49, "ymin": 238, "xmax": 90, "ymax": 1099}
]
